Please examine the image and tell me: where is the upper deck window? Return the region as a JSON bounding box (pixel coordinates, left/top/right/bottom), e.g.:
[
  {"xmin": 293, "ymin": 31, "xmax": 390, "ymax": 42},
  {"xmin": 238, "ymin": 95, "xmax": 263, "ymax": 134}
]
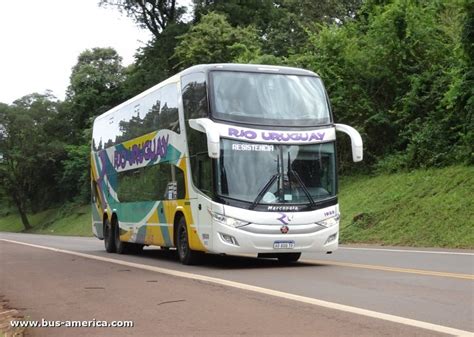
[
  {"xmin": 210, "ymin": 71, "xmax": 331, "ymax": 126},
  {"xmin": 92, "ymin": 83, "xmax": 179, "ymax": 152}
]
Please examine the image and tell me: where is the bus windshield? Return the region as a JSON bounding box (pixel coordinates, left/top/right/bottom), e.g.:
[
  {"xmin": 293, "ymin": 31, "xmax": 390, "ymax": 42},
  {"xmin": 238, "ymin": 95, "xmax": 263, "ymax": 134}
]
[
  {"xmin": 210, "ymin": 71, "xmax": 331, "ymax": 126},
  {"xmin": 216, "ymin": 139, "xmax": 336, "ymax": 206}
]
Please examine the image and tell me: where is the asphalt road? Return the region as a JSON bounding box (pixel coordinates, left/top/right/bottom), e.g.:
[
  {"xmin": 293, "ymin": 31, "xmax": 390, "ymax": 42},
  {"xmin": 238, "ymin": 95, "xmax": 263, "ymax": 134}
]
[{"xmin": 1, "ymin": 232, "xmax": 473, "ymax": 336}]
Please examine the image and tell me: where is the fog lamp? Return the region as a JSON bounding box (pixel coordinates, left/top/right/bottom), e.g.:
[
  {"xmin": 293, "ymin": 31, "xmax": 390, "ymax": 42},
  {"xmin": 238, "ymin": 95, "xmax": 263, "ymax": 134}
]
[{"xmin": 219, "ymin": 232, "xmax": 239, "ymax": 246}]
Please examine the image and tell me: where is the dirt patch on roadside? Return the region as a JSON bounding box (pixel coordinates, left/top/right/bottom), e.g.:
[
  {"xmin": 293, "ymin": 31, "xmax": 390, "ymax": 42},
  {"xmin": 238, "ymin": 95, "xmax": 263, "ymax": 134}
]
[{"xmin": 0, "ymin": 295, "xmax": 25, "ymax": 337}]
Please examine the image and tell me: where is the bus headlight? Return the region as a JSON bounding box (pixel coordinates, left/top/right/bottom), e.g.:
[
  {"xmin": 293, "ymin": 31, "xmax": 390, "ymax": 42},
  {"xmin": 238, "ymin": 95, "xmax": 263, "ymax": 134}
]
[
  {"xmin": 211, "ymin": 212, "xmax": 249, "ymax": 228},
  {"xmin": 318, "ymin": 216, "xmax": 339, "ymax": 228}
]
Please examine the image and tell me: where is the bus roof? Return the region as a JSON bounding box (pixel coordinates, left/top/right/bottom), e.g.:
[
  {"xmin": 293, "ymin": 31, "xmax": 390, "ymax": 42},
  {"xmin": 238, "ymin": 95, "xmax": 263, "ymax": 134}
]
[
  {"xmin": 93, "ymin": 63, "xmax": 319, "ymax": 123},
  {"xmin": 179, "ymin": 63, "xmax": 319, "ymax": 77}
]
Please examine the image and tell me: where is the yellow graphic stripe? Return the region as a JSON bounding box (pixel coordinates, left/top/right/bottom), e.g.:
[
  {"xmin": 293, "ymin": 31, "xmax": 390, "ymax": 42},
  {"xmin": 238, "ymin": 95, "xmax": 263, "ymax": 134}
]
[
  {"xmin": 121, "ymin": 130, "xmax": 158, "ymax": 149},
  {"xmin": 146, "ymin": 208, "xmax": 166, "ymax": 246},
  {"xmin": 90, "ymin": 153, "xmax": 104, "ymax": 218}
]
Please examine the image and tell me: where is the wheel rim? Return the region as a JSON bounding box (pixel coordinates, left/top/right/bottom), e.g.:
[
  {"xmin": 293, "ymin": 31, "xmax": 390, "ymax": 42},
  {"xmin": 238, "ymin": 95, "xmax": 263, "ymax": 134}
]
[{"xmin": 179, "ymin": 225, "xmax": 188, "ymax": 259}]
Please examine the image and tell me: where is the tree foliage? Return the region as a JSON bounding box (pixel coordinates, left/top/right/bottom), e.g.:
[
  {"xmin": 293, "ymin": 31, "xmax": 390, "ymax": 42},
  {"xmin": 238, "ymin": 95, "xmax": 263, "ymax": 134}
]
[
  {"xmin": 60, "ymin": 143, "xmax": 91, "ymax": 203},
  {"xmin": 280, "ymin": 0, "xmax": 363, "ymax": 25},
  {"xmin": 287, "ymin": 0, "xmax": 471, "ymax": 171},
  {"xmin": 66, "ymin": 47, "xmax": 125, "ymax": 133},
  {"xmin": 122, "ymin": 23, "xmax": 189, "ymax": 97},
  {"xmin": 99, "ymin": 0, "xmax": 186, "ymax": 38},
  {"xmin": 0, "ymin": 94, "xmax": 65, "ymax": 228},
  {"xmin": 173, "ymin": 12, "xmax": 260, "ymax": 69},
  {"xmin": 192, "ymin": 0, "xmax": 363, "ymax": 57}
]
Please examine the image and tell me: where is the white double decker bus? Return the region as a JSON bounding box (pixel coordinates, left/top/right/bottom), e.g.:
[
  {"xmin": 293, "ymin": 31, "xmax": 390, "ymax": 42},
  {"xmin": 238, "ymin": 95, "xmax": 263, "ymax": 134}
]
[{"xmin": 91, "ymin": 64, "xmax": 363, "ymax": 264}]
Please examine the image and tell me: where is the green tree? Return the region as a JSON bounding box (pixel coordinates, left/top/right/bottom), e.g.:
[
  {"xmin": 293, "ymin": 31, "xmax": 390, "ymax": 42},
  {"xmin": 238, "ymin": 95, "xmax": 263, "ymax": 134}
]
[
  {"xmin": 59, "ymin": 142, "xmax": 91, "ymax": 203},
  {"xmin": 192, "ymin": 0, "xmax": 304, "ymax": 57},
  {"xmin": 279, "ymin": 0, "xmax": 363, "ymax": 25},
  {"xmin": 455, "ymin": 0, "xmax": 474, "ymax": 164},
  {"xmin": 99, "ymin": 0, "xmax": 186, "ymax": 38},
  {"xmin": 192, "ymin": 0, "xmax": 362, "ymax": 58},
  {"xmin": 0, "ymin": 94, "xmax": 65, "ymax": 229},
  {"xmin": 173, "ymin": 12, "xmax": 261, "ymax": 69},
  {"xmin": 122, "ymin": 23, "xmax": 189, "ymax": 98},
  {"xmin": 193, "ymin": 0, "xmax": 276, "ymax": 27},
  {"xmin": 66, "ymin": 47, "xmax": 125, "ymax": 135},
  {"xmin": 293, "ymin": 0, "xmax": 470, "ymax": 171}
]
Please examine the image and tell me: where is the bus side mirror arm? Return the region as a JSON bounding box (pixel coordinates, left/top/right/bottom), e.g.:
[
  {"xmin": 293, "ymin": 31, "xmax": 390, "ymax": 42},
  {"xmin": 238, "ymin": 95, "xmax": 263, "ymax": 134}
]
[
  {"xmin": 188, "ymin": 118, "xmax": 220, "ymax": 159},
  {"xmin": 335, "ymin": 124, "xmax": 363, "ymax": 162}
]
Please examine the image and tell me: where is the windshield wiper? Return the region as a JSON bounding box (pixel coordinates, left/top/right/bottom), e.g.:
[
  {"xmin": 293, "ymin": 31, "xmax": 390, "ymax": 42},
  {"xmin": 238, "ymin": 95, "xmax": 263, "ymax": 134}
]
[
  {"xmin": 249, "ymin": 173, "xmax": 280, "ymax": 210},
  {"xmin": 287, "ymin": 152, "xmax": 316, "ymax": 208},
  {"xmin": 250, "ymin": 154, "xmax": 281, "ymax": 210}
]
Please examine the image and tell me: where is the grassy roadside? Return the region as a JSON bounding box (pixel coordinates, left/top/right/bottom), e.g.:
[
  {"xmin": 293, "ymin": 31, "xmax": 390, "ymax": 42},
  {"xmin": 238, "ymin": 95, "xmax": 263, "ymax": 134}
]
[
  {"xmin": 0, "ymin": 205, "xmax": 92, "ymax": 237},
  {"xmin": 338, "ymin": 165, "xmax": 474, "ymax": 248},
  {"xmin": 0, "ymin": 166, "xmax": 472, "ymax": 248}
]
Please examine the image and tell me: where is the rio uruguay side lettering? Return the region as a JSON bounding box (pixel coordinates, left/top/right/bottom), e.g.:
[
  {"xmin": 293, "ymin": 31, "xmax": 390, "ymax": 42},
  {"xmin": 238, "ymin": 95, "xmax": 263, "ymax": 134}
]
[
  {"xmin": 228, "ymin": 127, "xmax": 325, "ymax": 142},
  {"xmin": 113, "ymin": 135, "xmax": 169, "ymax": 170}
]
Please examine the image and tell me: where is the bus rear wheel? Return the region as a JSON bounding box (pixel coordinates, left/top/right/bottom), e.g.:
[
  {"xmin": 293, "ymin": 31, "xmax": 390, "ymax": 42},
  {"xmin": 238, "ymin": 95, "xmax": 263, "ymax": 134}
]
[
  {"xmin": 104, "ymin": 218, "xmax": 116, "ymax": 253},
  {"xmin": 277, "ymin": 253, "xmax": 301, "ymax": 264},
  {"xmin": 110, "ymin": 216, "xmax": 144, "ymax": 254},
  {"xmin": 113, "ymin": 218, "xmax": 131, "ymax": 254},
  {"xmin": 176, "ymin": 217, "xmax": 201, "ymax": 265}
]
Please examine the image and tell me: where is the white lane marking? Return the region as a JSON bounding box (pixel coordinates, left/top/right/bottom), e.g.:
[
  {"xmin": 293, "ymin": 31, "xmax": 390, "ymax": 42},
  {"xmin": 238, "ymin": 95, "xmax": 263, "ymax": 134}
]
[
  {"xmin": 1, "ymin": 239, "xmax": 473, "ymax": 337},
  {"xmin": 340, "ymin": 247, "xmax": 474, "ymax": 256}
]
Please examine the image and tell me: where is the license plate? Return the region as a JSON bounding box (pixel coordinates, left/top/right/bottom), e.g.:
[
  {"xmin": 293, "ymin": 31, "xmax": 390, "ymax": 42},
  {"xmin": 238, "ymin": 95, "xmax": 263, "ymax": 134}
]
[{"xmin": 273, "ymin": 240, "xmax": 295, "ymax": 249}]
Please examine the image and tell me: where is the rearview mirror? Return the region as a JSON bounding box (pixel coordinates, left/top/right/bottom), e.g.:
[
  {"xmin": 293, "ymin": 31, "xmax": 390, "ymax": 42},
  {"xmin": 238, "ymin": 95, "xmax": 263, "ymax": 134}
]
[
  {"xmin": 188, "ymin": 118, "xmax": 220, "ymax": 159},
  {"xmin": 335, "ymin": 124, "xmax": 363, "ymax": 162}
]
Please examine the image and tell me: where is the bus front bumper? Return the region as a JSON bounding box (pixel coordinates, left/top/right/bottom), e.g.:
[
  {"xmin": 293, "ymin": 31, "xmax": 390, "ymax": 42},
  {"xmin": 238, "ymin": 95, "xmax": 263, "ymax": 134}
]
[{"xmin": 209, "ymin": 221, "xmax": 339, "ymax": 254}]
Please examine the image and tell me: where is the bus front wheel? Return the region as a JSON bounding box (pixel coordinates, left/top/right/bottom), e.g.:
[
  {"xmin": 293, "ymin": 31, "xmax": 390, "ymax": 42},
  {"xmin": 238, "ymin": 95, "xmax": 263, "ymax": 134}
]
[
  {"xmin": 176, "ymin": 217, "xmax": 201, "ymax": 265},
  {"xmin": 104, "ymin": 218, "xmax": 116, "ymax": 253}
]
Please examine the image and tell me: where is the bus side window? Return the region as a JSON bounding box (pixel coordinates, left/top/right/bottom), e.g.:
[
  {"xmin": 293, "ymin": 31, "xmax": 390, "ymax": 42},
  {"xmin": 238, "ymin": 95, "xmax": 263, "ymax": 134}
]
[
  {"xmin": 182, "ymin": 72, "xmax": 213, "ymax": 197},
  {"xmin": 189, "ymin": 152, "xmax": 212, "ymax": 197},
  {"xmin": 175, "ymin": 166, "xmax": 186, "ymax": 199},
  {"xmin": 181, "ymin": 72, "xmax": 208, "ymax": 121},
  {"xmin": 117, "ymin": 163, "xmax": 187, "ymax": 202},
  {"xmin": 160, "ymin": 84, "xmax": 180, "ymax": 133},
  {"xmin": 117, "ymin": 164, "xmax": 167, "ymax": 202},
  {"xmin": 166, "ymin": 165, "xmax": 186, "ymax": 200},
  {"xmin": 197, "ymin": 154, "xmax": 212, "ymax": 196}
]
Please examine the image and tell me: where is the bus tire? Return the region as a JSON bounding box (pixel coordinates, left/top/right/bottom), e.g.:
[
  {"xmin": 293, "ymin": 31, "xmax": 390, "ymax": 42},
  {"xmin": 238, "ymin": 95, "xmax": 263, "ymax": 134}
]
[
  {"xmin": 277, "ymin": 252, "xmax": 301, "ymax": 264},
  {"xmin": 104, "ymin": 218, "xmax": 116, "ymax": 253},
  {"xmin": 113, "ymin": 218, "xmax": 130, "ymax": 254},
  {"xmin": 176, "ymin": 217, "xmax": 201, "ymax": 265}
]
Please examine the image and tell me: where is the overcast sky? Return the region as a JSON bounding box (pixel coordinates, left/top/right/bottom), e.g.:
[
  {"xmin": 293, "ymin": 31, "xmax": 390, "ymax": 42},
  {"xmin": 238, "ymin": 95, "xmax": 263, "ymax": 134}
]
[{"xmin": 0, "ymin": 1, "xmax": 161, "ymax": 104}]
